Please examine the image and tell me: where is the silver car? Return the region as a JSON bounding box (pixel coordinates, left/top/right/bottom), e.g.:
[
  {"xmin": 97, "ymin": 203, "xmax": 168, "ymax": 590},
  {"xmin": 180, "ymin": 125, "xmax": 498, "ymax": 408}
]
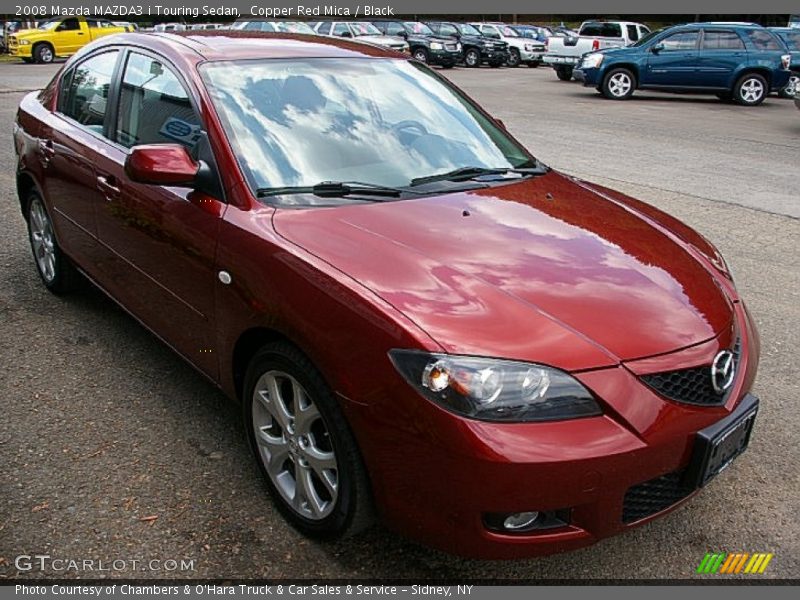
[{"xmin": 312, "ymin": 20, "xmax": 409, "ymax": 52}]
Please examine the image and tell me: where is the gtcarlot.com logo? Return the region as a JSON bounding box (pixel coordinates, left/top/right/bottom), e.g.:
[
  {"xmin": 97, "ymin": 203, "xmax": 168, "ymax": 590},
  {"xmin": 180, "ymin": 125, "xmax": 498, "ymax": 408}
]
[
  {"xmin": 697, "ymin": 552, "xmax": 774, "ymax": 574},
  {"xmin": 14, "ymin": 555, "xmax": 195, "ymax": 573}
]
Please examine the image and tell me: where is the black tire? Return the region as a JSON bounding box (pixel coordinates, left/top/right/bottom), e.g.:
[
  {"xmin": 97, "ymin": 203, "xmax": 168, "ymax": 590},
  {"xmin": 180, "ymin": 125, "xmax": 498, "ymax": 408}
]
[
  {"xmin": 244, "ymin": 342, "xmax": 373, "ymax": 539},
  {"xmin": 464, "ymin": 48, "xmax": 480, "ymax": 68},
  {"xmin": 25, "ymin": 191, "xmax": 81, "ymax": 294},
  {"xmin": 412, "ymin": 48, "xmax": 428, "ymax": 64},
  {"xmin": 33, "ymin": 42, "xmax": 54, "ymax": 64},
  {"xmin": 777, "ymin": 73, "xmax": 799, "ymax": 99},
  {"xmin": 601, "ymin": 67, "xmax": 636, "ymax": 100},
  {"xmin": 506, "ymin": 48, "xmax": 521, "ymax": 68},
  {"xmin": 733, "ymin": 72, "xmax": 767, "ymax": 106},
  {"xmin": 555, "ymin": 66, "xmax": 573, "ymax": 81}
]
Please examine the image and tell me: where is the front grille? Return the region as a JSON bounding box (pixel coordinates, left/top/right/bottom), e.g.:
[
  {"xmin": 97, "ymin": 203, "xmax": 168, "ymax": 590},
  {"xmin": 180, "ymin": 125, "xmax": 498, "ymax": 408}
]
[
  {"xmin": 622, "ymin": 470, "xmax": 693, "ymax": 524},
  {"xmin": 640, "ymin": 339, "xmax": 741, "ymax": 406},
  {"xmin": 9, "ymin": 37, "xmax": 18, "ymax": 50}
]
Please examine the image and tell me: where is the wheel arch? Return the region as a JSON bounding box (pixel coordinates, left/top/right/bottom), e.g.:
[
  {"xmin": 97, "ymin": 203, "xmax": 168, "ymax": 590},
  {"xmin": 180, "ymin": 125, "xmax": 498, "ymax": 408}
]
[
  {"xmin": 16, "ymin": 171, "xmax": 41, "ymax": 222},
  {"xmin": 732, "ymin": 66, "xmax": 772, "ymax": 89},
  {"xmin": 232, "ymin": 326, "xmax": 294, "ymax": 403},
  {"xmin": 605, "ymin": 63, "xmax": 640, "ymax": 86},
  {"xmin": 32, "ymin": 40, "xmax": 55, "ymax": 59}
]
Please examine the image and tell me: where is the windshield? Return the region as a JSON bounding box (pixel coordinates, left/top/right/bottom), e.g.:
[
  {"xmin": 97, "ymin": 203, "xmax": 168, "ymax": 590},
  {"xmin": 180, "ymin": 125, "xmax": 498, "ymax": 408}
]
[
  {"xmin": 632, "ymin": 28, "xmax": 664, "ymax": 47},
  {"xmin": 500, "ymin": 26, "xmax": 519, "ymax": 37},
  {"xmin": 202, "ymin": 58, "xmax": 532, "ymax": 202},
  {"xmin": 456, "ymin": 23, "xmax": 481, "ymax": 36},
  {"xmin": 777, "ymin": 30, "xmax": 800, "ymax": 50},
  {"xmin": 404, "ymin": 22, "xmax": 434, "ymax": 35},
  {"xmin": 272, "ymin": 21, "xmax": 315, "ymax": 34},
  {"xmin": 350, "ymin": 22, "xmax": 381, "ymax": 36},
  {"xmin": 37, "ymin": 20, "xmax": 60, "ymax": 30}
]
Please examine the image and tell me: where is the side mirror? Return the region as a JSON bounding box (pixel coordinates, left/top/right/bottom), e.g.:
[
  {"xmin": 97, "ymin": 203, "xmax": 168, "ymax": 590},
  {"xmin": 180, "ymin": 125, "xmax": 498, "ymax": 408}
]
[
  {"xmin": 651, "ymin": 42, "xmax": 664, "ymax": 54},
  {"xmin": 125, "ymin": 144, "xmax": 199, "ymax": 186}
]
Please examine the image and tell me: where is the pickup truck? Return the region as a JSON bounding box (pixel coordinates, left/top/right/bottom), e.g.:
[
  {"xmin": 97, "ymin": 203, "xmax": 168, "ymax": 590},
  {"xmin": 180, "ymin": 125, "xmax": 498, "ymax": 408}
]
[
  {"xmin": 8, "ymin": 16, "xmax": 127, "ymax": 64},
  {"xmin": 543, "ymin": 20, "xmax": 650, "ymax": 80}
]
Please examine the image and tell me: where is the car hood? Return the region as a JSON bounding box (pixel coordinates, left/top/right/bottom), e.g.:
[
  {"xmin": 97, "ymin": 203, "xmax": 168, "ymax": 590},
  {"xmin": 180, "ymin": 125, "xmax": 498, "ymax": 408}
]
[
  {"xmin": 272, "ymin": 171, "xmax": 733, "ymax": 370},
  {"xmin": 359, "ymin": 35, "xmax": 405, "ymax": 46}
]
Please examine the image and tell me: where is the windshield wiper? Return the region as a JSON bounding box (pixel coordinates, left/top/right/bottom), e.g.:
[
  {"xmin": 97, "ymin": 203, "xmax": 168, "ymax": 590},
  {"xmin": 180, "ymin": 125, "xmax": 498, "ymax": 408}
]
[
  {"xmin": 410, "ymin": 164, "xmax": 546, "ymax": 187},
  {"xmin": 256, "ymin": 181, "xmax": 407, "ymax": 199}
]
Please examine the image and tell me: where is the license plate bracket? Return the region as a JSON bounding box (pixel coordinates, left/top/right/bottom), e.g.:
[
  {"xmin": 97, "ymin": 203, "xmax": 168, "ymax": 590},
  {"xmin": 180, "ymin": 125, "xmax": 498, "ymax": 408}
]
[{"xmin": 683, "ymin": 394, "xmax": 758, "ymax": 489}]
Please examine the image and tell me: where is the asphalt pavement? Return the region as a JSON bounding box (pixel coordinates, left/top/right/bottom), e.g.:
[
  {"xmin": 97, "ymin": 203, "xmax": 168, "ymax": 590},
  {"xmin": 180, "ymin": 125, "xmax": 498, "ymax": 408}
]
[{"xmin": 0, "ymin": 61, "xmax": 798, "ymax": 581}]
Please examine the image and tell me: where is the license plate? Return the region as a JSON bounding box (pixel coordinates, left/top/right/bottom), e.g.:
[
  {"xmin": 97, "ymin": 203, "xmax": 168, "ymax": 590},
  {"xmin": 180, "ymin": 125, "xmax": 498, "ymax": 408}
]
[{"xmin": 684, "ymin": 394, "xmax": 758, "ymax": 488}]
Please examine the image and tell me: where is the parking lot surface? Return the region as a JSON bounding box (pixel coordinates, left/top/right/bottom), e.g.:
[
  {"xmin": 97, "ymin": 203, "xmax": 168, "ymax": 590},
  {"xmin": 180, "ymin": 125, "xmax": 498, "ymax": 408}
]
[{"xmin": 1, "ymin": 61, "xmax": 798, "ymax": 580}]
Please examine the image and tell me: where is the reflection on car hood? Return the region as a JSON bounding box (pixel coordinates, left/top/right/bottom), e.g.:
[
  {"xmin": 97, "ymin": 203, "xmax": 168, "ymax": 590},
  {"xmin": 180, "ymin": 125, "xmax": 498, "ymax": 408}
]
[
  {"xmin": 357, "ymin": 35, "xmax": 405, "ymax": 46},
  {"xmin": 273, "ymin": 171, "xmax": 734, "ymax": 370}
]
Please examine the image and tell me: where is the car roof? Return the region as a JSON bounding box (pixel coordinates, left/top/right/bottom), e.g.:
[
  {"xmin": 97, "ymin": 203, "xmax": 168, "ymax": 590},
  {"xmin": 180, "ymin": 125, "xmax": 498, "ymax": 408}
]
[
  {"xmin": 690, "ymin": 22, "xmax": 763, "ymax": 27},
  {"xmin": 87, "ymin": 31, "xmax": 402, "ymax": 61}
]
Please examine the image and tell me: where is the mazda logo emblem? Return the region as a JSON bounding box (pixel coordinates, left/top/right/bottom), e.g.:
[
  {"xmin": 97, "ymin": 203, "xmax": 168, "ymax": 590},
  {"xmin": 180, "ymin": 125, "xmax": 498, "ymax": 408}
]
[{"xmin": 710, "ymin": 350, "xmax": 736, "ymax": 394}]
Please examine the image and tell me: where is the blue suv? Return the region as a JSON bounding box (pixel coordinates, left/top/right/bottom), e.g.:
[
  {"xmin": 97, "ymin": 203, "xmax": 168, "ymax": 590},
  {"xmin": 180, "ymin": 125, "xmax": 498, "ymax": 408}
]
[{"xmin": 574, "ymin": 23, "xmax": 792, "ymax": 106}]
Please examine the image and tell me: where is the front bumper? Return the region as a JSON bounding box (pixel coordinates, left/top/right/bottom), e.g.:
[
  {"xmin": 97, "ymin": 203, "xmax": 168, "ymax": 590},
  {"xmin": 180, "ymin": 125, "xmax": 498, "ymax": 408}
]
[
  {"xmin": 8, "ymin": 40, "xmax": 32, "ymax": 58},
  {"xmin": 519, "ymin": 48, "xmax": 544, "ymax": 62},
  {"xmin": 428, "ymin": 49, "xmax": 462, "ymax": 66},
  {"xmin": 480, "ymin": 48, "xmax": 509, "ymax": 63},
  {"xmin": 344, "ymin": 302, "xmax": 760, "ymax": 558}
]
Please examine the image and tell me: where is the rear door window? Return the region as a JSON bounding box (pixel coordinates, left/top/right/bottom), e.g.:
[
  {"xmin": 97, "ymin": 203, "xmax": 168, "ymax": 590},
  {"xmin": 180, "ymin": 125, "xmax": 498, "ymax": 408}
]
[
  {"xmin": 702, "ymin": 31, "xmax": 745, "ymax": 50},
  {"xmin": 626, "ymin": 24, "xmax": 639, "ymax": 42},
  {"xmin": 60, "ymin": 50, "xmax": 119, "ymax": 133},
  {"xmin": 742, "ymin": 29, "xmax": 782, "ymax": 51}
]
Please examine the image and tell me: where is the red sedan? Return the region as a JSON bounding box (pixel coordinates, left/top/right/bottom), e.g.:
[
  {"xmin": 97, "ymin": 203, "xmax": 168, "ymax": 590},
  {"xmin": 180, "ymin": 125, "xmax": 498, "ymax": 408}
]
[{"xmin": 14, "ymin": 31, "xmax": 760, "ymax": 559}]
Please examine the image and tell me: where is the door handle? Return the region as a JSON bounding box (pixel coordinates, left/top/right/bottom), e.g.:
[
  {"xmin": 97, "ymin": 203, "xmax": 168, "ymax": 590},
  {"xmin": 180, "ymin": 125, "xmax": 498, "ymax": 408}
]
[
  {"xmin": 38, "ymin": 139, "xmax": 55, "ymax": 158},
  {"xmin": 96, "ymin": 174, "xmax": 120, "ymax": 199}
]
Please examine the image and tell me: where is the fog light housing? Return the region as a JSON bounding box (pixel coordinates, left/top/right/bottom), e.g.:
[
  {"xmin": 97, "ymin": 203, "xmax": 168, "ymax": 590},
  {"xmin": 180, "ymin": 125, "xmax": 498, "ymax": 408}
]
[{"xmin": 484, "ymin": 509, "xmax": 570, "ymax": 534}]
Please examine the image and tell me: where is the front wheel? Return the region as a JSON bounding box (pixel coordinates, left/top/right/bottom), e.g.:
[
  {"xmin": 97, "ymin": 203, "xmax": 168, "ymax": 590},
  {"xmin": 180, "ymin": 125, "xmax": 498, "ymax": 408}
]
[
  {"xmin": 244, "ymin": 342, "xmax": 373, "ymax": 538},
  {"xmin": 733, "ymin": 73, "xmax": 767, "ymax": 106},
  {"xmin": 26, "ymin": 191, "xmax": 81, "ymax": 294},
  {"xmin": 778, "ymin": 73, "xmax": 798, "ymax": 99},
  {"xmin": 506, "ymin": 48, "xmax": 521, "ymax": 67},
  {"xmin": 33, "ymin": 43, "xmax": 54, "ymax": 64},
  {"xmin": 555, "ymin": 66, "xmax": 573, "ymax": 81},
  {"xmin": 464, "ymin": 48, "xmax": 480, "ymax": 68},
  {"xmin": 412, "ymin": 48, "xmax": 428, "ymax": 64},
  {"xmin": 602, "ymin": 68, "xmax": 636, "ymax": 100}
]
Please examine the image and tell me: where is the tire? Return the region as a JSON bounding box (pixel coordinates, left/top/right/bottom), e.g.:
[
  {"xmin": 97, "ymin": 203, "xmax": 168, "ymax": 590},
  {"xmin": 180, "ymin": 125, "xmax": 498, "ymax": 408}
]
[
  {"xmin": 464, "ymin": 48, "xmax": 480, "ymax": 68},
  {"xmin": 778, "ymin": 73, "xmax": 799, "ymax": 99},
  {"xmin": 244, "ymin": 342, "xmax": 373, "ymax": 539},
  {"xmin": 506, "ymin": 48, "xmax": 521, "ymax": 68},
  {"xmin": 25, "ymin": 191, "xmax": 81, "ymax": 294},
  {"xmin": 33, "ymin": 43, "xmax": 54, "ymax": 64},
  {"xmin": 412, "ymin": 48, "xmax": 428, "ymax": 64},
  {"xmin": 601, "ymin": 67, "xmax": 636, "ymax": 100},
  {"xmin": 733, "ymin": 73, "xmax": 767, "ymax": 106},
  {"xmin": 555, "ymin": 66, "xmax": 573, "ymax": 81}
]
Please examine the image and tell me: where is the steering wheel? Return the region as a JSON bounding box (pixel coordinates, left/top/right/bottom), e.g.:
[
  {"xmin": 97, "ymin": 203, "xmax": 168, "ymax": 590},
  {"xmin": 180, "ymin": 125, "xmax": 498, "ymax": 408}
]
[{"xmin": 390, "ymin": 119, "xmax": 428, "ymax": 137}]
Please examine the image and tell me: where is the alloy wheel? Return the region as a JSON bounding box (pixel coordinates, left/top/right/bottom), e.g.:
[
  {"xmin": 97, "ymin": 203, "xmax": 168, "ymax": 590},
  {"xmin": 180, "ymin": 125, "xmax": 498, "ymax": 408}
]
[
  {"xmin": 252, "ymin": 370, "xmax": 338, "ymax": 520},
  {"xmin": 413, "ymin": 49, "xmax": 427, "ymax": 63},
  {"xmin": 29, "ymin": 197, "xmax": 56, "ymax": 283},
  {"xmin": 608, "ymin": 72, "xmax": 632, "ymax": 98},
  {"xmin": 37, "ymin": 45, "xmax": 54, "ymax": 63},
  {"xmin": 739, "ymin": 78, "xmax": 764, "ymax": 103},
  {"xmin": 465, "ymin": 49, "xmax": 479, "ymax": 67}
]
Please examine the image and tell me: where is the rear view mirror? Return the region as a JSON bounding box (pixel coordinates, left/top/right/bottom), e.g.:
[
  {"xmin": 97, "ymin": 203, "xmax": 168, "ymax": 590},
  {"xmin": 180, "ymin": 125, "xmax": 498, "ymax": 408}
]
[
  {"xmin": 125, "ymin": 144, "xmax": 199, "ymax": 186},
  {"xmin": 651, "ymin": 42, "xmax": 665, "ymax": 54}
]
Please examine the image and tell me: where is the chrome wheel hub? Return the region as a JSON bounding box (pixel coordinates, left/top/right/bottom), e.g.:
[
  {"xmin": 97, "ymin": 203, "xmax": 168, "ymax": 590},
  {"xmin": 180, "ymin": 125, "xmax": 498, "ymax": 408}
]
[
  {"xmin": 252, "ymin": 370, "xmax": 338, "ymax": 520},
  {"xmin": 29, "ymin": 198, "xmax": 56, "ymax": 283},
  {"xmin": 740, "ymin": 78, "xmax": 764, "ymax": 103},
  {"xmin": 609, "ymin": 73, "xmax": 632, "ymax": 97}
]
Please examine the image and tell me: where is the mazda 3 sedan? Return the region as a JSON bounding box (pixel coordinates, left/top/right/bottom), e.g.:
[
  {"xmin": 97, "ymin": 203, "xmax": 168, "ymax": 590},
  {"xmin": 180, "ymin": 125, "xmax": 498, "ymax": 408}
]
[{"xmin": 14, "ymin": 31, "xmax": 760, "ymax": 559}]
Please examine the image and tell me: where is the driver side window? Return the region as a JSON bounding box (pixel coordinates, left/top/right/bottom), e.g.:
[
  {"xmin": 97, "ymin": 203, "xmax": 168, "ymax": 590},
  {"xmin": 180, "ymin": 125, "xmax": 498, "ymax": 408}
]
[
  {"xmin": 57, "ymin": 18, "xmax": 80, "ymax": 31},
  {"xmin": 660, "ymin": 31, "xmax": 699, "ymax": 51}
]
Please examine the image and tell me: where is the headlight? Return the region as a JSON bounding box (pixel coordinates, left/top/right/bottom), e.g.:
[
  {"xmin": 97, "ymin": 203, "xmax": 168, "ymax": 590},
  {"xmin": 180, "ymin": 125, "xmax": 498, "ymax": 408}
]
[
  {"xmin": 581, "ymin": 52, "xmax": 604, "ymax": 69},
  {"xmin": 524, "ymin": 43, "xmax": 534, "ymax": 52},
  {"xmin": 19, "ymin": 39, "xmax": 31, "ymax": 45},
  {"xmin": 389, "ymin": 350, "xmax": 602, "ymax": 423},
  {"xmin": 430, "ymin": 42, "xmax": 444, "ymax": 50}
]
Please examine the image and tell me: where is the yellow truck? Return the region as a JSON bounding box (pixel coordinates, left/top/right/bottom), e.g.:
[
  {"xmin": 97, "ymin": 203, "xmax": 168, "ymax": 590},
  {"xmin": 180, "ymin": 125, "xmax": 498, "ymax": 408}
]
[{"xmin": 9, "ymin": 16, "xmax": 129, "ymax": 64}]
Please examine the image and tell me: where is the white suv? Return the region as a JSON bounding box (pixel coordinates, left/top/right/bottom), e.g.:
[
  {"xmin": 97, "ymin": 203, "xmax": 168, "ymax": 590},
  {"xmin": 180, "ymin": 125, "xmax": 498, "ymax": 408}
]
[{"xmin": 470, "ymin": 22, "xmax": 545, "ymax": 67}]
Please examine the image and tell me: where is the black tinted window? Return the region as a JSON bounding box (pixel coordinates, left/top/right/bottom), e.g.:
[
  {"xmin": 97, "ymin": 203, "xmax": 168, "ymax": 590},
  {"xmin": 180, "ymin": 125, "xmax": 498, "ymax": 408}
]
[
  {"xmin": 702, "ymin": 31, "xmax": 745, "ymax": 50},
  {"xmin": 581, "ymin": 22, "xmax": 622, "ymax": 37},
  {"xmin": 661, "ymin": 31, "xmax": 699, "ymax": 50},
  {"xmin": 743, "ymin": 29, "xmax": 781, "ymax": 50},
  {"xmin": 58, "ymin": 18, "xmax": 80, "ymax": 31},
  {"xmin": 116, "ymin": 52, "xmax": 201, "ymax": 150},
  {"xmin": 626, "ymin": 24, "xmax": 639, "ymax": 41},
  {"xmin": 61, "ymin": 51, "xmax": 119, "ymax": 133}
]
